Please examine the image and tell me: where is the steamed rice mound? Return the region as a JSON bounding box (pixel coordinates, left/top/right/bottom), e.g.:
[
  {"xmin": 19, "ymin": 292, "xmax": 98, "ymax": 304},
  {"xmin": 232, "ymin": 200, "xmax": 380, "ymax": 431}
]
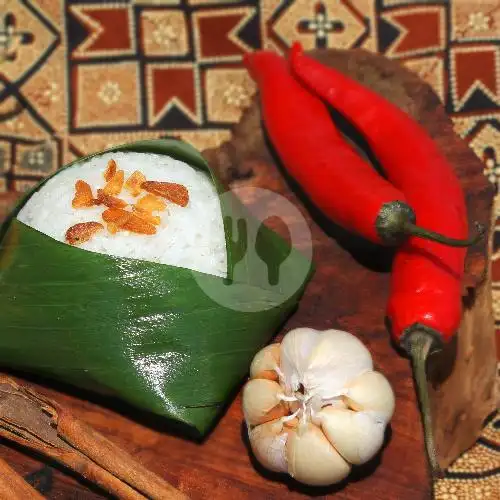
[{"xmin": 17, "ymin": 151, "xmax": 228, "ymax": 278}]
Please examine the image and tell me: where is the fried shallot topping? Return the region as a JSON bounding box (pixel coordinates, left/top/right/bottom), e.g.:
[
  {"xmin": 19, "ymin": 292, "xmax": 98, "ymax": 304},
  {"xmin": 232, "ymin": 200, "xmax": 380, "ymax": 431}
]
[
  {"xmin": 68, "ymin": 159, "xmax": 190, "ymax": 241},
  {"xmin": 102, "ymin": 208, "xmax": 157, "ymax": 235},
  {"xmin": 132, "ymin": 207, "xmax": 161, "ymax": 226},
  {"xmin": 72, "ymin": 180, "xmax": 95, "ymax": 208},
  {"xmin": 124, "ymin": 170, "xmax": 146, "ymax": 197},
  {"xmin": 135, "ymin": 193, "xmax": 167, "ymax": 213},
  {"xmin": 141, "ymin": 181, "xmax": 189, "ymax": 207},
  {"xmin": 102, "ymin": 207, "xmax": 130, "ymax": 224},
  {"xmin": 95, "ymin": 189, "xmax": 128, "ymax": 209},
  {"xmin": 103, "ymin": 169, "xmax": 124, "ymax": 196},
  {"xmin": 66, "ymin": 222, "xmax": 104, "ymax": 245},
  {"xmin": 121, "ymin": 213, "xmax": 157, "ymax": 235},
  {"xmin": 104, "ymin": 159, "xmax": 117, "ymax": 182}
]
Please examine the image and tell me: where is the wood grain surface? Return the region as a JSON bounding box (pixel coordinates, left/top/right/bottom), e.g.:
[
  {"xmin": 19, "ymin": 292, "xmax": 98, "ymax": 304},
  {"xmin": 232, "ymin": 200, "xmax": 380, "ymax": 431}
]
[{"xmin": 0, "ymin": 49, "xmax": 497, "ymax": 499}]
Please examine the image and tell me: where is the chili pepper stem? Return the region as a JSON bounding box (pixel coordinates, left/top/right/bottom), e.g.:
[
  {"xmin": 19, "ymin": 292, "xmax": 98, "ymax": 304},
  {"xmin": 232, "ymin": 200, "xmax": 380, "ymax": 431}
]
[
  {"xmin": 406, "ymin": 330, "xmax": 443, "ymax": 478},
  {"xmin": 376, "ymin": 201, "xmax": 483, "ymax": 247},
  {"xmin": 402, "ymin": 220, "xmax": 485, "ymax": 248}
]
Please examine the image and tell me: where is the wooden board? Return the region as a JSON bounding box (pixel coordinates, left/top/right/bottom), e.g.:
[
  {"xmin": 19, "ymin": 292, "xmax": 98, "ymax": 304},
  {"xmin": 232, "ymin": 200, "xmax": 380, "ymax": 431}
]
[{"xmin": 0, "ymin": 48, "xmax": 497, "ymax": 499}]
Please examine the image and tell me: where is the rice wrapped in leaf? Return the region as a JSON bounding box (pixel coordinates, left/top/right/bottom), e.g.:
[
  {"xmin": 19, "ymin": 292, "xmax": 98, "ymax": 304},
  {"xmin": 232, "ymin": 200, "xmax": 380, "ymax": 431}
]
[{"xmin": 0, "ymin": 140, "xmax": 312, "ymax": 436}]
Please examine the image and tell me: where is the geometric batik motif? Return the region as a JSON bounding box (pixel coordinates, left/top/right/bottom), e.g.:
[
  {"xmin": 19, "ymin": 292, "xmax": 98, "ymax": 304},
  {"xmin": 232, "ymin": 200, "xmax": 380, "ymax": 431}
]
[{"xmin": 2, "ymin": 1, "xmax": 499, "ymax": 190}]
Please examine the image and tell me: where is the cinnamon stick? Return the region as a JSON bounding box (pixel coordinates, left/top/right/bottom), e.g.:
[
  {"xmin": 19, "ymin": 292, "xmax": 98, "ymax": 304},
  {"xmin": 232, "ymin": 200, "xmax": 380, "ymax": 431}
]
[
  {"xmin": 0, "ymin": 376, "xmax": 187, "ymax": 499},
  {"xmin": 58, "ymin": 412, "xmax": 183, "ymax": 499},
  {"xmin": 8, "ymin": 443, "xmax": 147, "ymax": 500},
  {"xmin": 0, "ymin": 457, "xmax": 44, "ymax": 500}
]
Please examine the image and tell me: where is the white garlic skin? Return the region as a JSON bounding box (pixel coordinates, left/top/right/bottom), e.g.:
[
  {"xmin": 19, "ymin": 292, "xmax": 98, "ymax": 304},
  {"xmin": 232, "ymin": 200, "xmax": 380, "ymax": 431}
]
[
  {"xmin": 243, "ymin": 328, "xmax": 395, "ymax": 488},
  {"xmin": 280, "ymin": 327, "xmax": 319, "ymax": 393},
  {"xmin": 345, "ymin": 370, "xmax": 395, "ymax": 421},
  {"xmin": 305, "ymin": 329, "xmax": 374, "ymax": 398},
  {"xmin": 242, "ymin": 379, "xmax": 287, "ymax": 426},
  {"xmin": 250, "ymin": 343, "xmax": 280, "ymax": 381},
  {"xmin": 318, "ymin": 407, "xmax": 387, "ymax": 465},
  {"xmin": 281, "ymin": 327, "xmax": 373, "ymax": 399},
  {"xmin": 287, "ymin": 423, "xmax": 351, "ymax": 486},
  {"xmin": 248, "ymin": 419, "xmax": 289, "ymax": 473}
]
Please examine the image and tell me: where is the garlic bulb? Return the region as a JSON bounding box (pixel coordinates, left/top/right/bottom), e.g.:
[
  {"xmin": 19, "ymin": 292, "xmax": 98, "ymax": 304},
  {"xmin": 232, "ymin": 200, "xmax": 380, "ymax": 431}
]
[{"xmin": 243, "ymin": 327, "xmax": 395, "ymax": 487}]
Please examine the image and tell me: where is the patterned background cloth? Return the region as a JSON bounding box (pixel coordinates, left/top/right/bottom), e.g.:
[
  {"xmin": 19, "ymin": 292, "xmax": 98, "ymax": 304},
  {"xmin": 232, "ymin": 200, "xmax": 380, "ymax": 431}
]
[{"xmin": 0, "ymin": 0, "xmax": 499, "ymax": 498}]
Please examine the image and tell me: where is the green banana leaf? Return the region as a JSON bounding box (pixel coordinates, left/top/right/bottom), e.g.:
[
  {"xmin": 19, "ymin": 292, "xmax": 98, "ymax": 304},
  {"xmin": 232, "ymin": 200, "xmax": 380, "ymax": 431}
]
[{"xmin": 0, "ymin": 140, "xmax": 313, "ymax": 437}]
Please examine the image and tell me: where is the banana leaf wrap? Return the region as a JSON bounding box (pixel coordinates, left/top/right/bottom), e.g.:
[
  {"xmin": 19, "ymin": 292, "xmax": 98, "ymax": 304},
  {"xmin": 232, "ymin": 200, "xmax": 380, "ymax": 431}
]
[{"xmin": 0, "ymin": 140, "xmax": 313, "ymax": 437}]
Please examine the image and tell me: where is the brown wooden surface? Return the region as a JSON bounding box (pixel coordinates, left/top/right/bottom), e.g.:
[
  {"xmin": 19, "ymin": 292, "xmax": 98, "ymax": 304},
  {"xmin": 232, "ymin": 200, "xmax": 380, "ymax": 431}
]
[{"xmin": 0, "ymin": 49, "xmax": 497, "ymax": 499}]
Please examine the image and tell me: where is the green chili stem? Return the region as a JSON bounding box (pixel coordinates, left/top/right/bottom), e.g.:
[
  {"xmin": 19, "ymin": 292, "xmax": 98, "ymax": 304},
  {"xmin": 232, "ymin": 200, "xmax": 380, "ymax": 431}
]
[
  {"xmin": 407, "ymin": 331, "xmax": 443, "ymax": 478},
  {"xmin": 403, "ymin": 221, "xmax": 485, "ymax": 248}
]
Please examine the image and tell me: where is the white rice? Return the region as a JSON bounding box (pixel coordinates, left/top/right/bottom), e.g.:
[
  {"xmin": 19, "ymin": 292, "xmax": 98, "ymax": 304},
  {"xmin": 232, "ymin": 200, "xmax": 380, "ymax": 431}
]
[{"xmin": 17, "ymin": 151, "xmax": 227, "ymax": 277}]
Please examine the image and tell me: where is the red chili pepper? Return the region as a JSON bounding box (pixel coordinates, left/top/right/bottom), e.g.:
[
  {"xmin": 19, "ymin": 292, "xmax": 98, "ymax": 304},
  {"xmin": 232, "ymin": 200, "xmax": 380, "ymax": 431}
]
[
  {"xmin": 289, "ymin": 42, "xmax": 470, "ymax": 345},
  {"xmin": 243, "ymin": 51, "xmax": 477, "ymax": 250},
  {"xmin": 289, "ymin": 41, "xmax": 481, "ymax": 475},
  {"xmin": 243, "ymin": 50, "xmax": 409, "ymax": 245}
]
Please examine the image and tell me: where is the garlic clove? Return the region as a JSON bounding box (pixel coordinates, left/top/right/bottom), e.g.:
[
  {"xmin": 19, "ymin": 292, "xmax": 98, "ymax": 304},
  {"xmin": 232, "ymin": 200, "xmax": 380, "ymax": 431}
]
[
  {"xmin": 248, "ymin": 419, "xmax": 289, "ymax": 473},
  {"xmin": 250, "ymin": 343, "xmax": 281, "ymax": 381},
  {"xmin": 311, "ymin": 397, "xmax": 346, "ymax": 426},
  {"xmin": 304, "ymin": 329, "xmax": 374, "ymax": 400},
  {"xmin": 286, "ymin": 423, "xmax": 351, "ymax": 486},
  {"xmin": 321, "ymin": 397, "xmax": 348, "ymax": 410},
  {"xmin": 318, "ymin": 407, "xmax": 386, "ymax": 465},
  {"xmin": 280, "ymin": 327, "xmax": 320, "ymax": 392},
  {"xmin": 344, "ymin": 371, "xmax": 395, "ymax": 421},
  {"xmin": 242, "ymin": 379, "xmax": 287, "ymax": 426}
]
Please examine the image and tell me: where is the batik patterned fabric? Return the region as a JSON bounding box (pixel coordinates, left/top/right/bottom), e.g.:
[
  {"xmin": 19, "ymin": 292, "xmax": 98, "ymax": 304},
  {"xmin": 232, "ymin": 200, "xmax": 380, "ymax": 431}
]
[
  {"xmin": 1, "ymin": 1, "xmax": 499, "ymax": 191},
  {"xmin": 0, "ymin": 0, "xmax": 498, "ymax": 496}
]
